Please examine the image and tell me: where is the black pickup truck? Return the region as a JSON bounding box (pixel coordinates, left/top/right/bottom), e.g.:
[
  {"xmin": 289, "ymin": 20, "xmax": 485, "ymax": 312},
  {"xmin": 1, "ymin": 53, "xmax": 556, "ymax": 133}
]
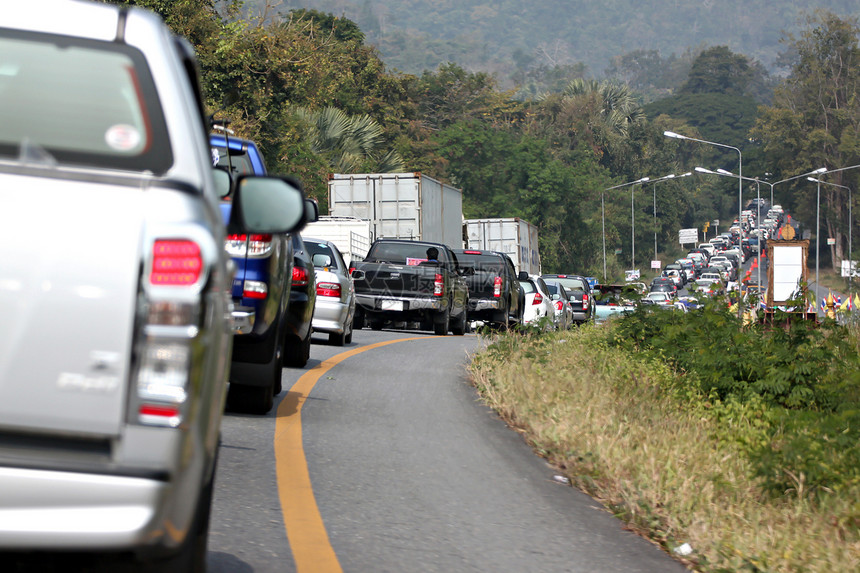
[
  {"xmin": 351, "ymin": 239, "xmax": 470, "ymax": 335},
  {"xmin": 453, "ymin": 249, "xmax": 524, "ymax": 328}
]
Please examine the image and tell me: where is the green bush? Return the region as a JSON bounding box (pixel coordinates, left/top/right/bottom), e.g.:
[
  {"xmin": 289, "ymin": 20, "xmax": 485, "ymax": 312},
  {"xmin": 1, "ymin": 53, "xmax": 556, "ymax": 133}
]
[{"xmin": 608, "ymin": 302, "xmax": 860, "ymax": 495}]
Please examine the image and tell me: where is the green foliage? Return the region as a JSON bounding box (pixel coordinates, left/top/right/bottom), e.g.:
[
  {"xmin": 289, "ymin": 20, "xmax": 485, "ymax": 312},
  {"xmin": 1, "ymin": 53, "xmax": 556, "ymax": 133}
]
[{"xmin": 609, "ymin": 302, "xmax": 860, "ymax": 495}]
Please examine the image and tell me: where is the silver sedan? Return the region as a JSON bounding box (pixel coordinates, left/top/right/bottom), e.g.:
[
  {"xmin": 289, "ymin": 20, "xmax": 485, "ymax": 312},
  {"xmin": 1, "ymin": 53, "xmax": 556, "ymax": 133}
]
[{"xmin": 303, "ymin": 237, "xmax": 356, "ymax": 345}]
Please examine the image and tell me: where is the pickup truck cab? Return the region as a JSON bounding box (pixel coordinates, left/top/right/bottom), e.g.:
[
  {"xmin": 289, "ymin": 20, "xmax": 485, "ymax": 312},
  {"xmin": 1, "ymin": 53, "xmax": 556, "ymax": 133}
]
[
  {"xmin": 453, "ymin": 249, "xmax": 523, "ymax": 329},
  {"xmin": 0, "ymin": 2, "xmax": 307, "ymax": 568},
  {"xmin": 351, "ymin": 239, "xmax": 470, "ymax": 335}
]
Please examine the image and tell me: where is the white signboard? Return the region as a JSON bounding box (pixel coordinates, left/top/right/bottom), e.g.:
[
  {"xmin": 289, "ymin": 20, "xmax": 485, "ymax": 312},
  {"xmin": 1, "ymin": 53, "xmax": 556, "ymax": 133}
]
[
  {"xmin": 772, "ymin": 245, "xmax": 804, "ymax": 302},
  {"xmin": 651, "ymin": 260, "xmax": 661, "ymax": 269},
  {"xmin": 842, "ymin": 260, "xmax": 858, "ymax": 278},
  {"xmin": 678, "ymin": 228, "xmax": 698, "ymax": 244}
]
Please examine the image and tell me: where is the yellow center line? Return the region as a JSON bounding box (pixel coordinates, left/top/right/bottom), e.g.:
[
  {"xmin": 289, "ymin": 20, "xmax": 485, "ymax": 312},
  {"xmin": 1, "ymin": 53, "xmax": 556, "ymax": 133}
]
[{"xmin": 274, "ymin": 337, "xmax": 430, "ymax": 573}]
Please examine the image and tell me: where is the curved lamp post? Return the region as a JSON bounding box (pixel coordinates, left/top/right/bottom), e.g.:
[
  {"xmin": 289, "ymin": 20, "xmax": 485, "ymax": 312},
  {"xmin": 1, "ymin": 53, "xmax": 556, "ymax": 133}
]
[
  {"xmin": 651, "ymin": 172, "xmax": 692, "ymax": 262},
  {"xmin": 603, "ymin": 177, "xmax": 650, "ymax": 282},
  {"xmin": 666, "ymin": 130, "xmax": 743, "ymax": 318},
  {"xmin": 696, "ymin": 167, "xmax": 764, "ymax": 290}
]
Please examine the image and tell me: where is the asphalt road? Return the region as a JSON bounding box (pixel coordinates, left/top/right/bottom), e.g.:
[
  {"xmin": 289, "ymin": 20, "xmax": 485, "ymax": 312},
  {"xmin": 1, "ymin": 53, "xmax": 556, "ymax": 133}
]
[{"xmin": 208, "ymin": 327, "xmax": 688, "ymax": 573}]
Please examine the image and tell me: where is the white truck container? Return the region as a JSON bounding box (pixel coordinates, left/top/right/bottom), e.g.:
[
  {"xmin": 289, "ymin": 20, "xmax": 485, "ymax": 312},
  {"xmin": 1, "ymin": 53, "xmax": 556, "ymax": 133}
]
[
  {"xmin": 303, "ymin": 215, "xmax": 373, "ymax": 266},
  {"xmin": 328, "ymin": 172, "xmax": 464, "ymax": 249},
  {"xmin": 463, "ymin": 217, "xmax": 542, "ymax": 275}
]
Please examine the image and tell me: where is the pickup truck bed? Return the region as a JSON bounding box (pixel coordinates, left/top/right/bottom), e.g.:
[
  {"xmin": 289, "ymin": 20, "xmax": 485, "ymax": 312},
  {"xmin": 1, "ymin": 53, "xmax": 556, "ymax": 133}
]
[{"xmin": 351, "ymin": 239, "xmax": 469, "ymax": 335}]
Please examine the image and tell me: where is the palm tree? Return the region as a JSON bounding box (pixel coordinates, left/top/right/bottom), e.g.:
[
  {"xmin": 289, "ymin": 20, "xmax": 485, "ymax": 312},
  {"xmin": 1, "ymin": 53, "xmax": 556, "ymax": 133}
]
[
  {"xmin": 293, "ymin": 106, "xmax": 404, "ymax": 173},
  {"xmin": 563, "ymin": 78, "xmax": 645, "ymax": 136}
]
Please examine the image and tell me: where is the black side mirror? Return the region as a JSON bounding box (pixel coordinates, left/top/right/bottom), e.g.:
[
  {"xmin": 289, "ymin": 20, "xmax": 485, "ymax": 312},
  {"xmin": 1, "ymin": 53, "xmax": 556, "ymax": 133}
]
[
  {"xmin": 228, "ymin": 175, "xmax": 307, "ymax": 235},
  {"xmin": 518, "ymin": 271, "xmax": 529, "ymax": 281},
  {"xmin": 213, "ymin": 167, "xmax": 233, "ymax": 199},
  {"xmin": 304, "ymin": 198, "xmax": 319, "ymax": 223}
]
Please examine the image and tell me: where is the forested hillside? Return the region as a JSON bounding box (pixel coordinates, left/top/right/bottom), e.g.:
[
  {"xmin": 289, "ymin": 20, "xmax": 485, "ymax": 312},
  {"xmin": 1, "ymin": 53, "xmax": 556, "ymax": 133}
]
[
  {"xmin": 110, "ymin": 1, "xmax": 859, "ymax": 280},
  {"xmin": 262, "ymin": 0, "xmax": 858, "ymax": 90}
]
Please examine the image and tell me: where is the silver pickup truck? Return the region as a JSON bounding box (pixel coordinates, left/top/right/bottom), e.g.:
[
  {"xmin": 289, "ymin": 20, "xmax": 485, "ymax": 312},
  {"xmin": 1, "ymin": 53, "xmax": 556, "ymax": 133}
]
[{"xmin": 0, "ymin": 1, "xmax": 306, "ymax": 570}]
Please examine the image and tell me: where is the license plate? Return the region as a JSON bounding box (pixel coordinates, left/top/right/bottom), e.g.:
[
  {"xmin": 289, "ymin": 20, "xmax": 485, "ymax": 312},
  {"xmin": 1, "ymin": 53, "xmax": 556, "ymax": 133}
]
[{"xmin": 381, "ymin": 300, "xmax": 403, "ymax": 311}]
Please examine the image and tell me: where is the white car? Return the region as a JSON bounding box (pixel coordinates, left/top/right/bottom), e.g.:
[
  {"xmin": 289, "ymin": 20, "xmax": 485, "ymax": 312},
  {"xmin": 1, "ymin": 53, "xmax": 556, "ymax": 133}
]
[
  {"xmin": 519, "ymin": 275, "xmax": 555, "ymax": 328},
  {"xmin": 304, "ymin": 237, "xmax": 356, "ymax": 346},
  {"xmin": 644, "ymin": 292, "xmax": 674, "ymax": 306}
]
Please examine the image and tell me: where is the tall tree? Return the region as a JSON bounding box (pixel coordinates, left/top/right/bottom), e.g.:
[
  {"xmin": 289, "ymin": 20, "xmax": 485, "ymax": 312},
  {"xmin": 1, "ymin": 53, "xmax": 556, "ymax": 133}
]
[{"xmin": 753, "ymin": 11, "xmax": 860, "ymax": 269}]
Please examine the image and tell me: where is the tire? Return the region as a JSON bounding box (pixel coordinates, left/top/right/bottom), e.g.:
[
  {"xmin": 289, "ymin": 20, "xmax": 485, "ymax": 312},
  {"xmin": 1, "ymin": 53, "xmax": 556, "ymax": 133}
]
[
  {"xmin": 433, "ymin": 309, "xmax": 449, "ymax": 336},
  {"xmin": 451, "ymin": 309, "xmax": 467, "ymax": 336},
  {"xmin": 353, "ymin": 309, "xmax": 365, "ymax": 330},
  {"xmin": 285, "ymin": 330, "xmax": 311, "ymax": 368},
  {"xmin": 329, "ymin": 329, "xmax": 346, "ymax": 346},
  {"xmin": 492, "ymin": 309, "xmax": 510, "ymax": 331},
  {"xmin": 369, "ymin": 319, "xmax": 384, "ymax": 331},
  {"xmin": 146, "ymin": 461, "xmax": 215, "ymax": 573},
  {"xmin": 228, "ymin": 340, "xmax": 280, "ymax": 414}
]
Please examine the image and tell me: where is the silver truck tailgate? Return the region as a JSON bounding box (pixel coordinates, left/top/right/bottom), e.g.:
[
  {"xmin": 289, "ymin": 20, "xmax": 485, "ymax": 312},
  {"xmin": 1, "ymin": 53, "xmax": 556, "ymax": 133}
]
[{"xmin": 0, "ymin": 174, "xmax": 142, "ymax": 437}]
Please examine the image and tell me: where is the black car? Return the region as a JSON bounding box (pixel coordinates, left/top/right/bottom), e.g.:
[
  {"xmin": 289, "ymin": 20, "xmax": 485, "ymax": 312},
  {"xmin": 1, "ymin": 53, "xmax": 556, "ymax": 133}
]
[{"xmin": 284, "ymin": 232, "xmax": 317, "ymax": 368}]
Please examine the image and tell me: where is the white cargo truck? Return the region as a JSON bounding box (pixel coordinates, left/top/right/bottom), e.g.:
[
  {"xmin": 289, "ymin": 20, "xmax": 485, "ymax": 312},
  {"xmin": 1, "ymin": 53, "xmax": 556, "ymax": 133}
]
[
  {"xmin": 304, "ymin": 215, "xmax": 373, "ymax": 266},
  {"xmin": 463, "ymin": 217, "xmax": 541, "ymax": 275},
  {"xmin": 328, "ymin": 172, "xmax": 464, "ymax": 249}
]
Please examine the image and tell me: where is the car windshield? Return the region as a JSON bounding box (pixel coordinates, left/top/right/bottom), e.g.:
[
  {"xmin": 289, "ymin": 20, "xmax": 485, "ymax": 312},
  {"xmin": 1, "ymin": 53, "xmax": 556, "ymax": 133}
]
[{"xmin": 0, "ymin": 30, "xmax": 172, "ymax": 173}]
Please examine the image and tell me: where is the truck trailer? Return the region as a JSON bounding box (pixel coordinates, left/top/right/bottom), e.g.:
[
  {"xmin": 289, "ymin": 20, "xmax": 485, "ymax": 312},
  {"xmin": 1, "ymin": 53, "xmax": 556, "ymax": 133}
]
[
  {"xmin": 463, "ymin": 217, "xmax": 541, "ymax": 275},
  {"xmin": 328, "ymin": 172, "xmax": 463, "ymax": 249},
  {"xmin": 303, "ymin": 215, "xmax": 373, "ymax": 267}
]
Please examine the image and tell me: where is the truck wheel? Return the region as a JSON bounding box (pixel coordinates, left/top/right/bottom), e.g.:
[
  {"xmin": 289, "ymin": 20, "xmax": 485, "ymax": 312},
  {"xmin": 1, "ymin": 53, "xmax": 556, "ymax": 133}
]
[
  {"xmin": 147, "ymin": 459, "xmax": 215, "ymax": 573},
  {"xmin": 451, "ymin": 310, "xmax": 467, "ymax": 335},
  {"xmin": 353, "ymin": 309, "xmax": 365, "ymax": 330},
  {"xmin": 369, "ymin": 319, "xmax": 384, "ymax": 330},
  {"xmin": 285, "ymin": 331, "xmax": 311, "ymax": 368},
  {"xmin": 433, "ymin": 310, "xmax": 449, "ymax": 335},
  {"xmin": 492, "ymin": 309, "xmax": 510, "ymax": 331},
  {"xmin": 228, "ymin": 343, "xmax": 279, "ymax": 415}
]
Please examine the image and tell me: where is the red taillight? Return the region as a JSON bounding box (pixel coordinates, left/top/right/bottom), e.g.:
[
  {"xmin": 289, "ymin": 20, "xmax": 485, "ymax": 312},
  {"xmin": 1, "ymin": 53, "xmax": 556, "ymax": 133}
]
[
  {"xmin": 150, "ymin": 240, "xmax": 202, "ymax": 286},
  {"xmin": 582, "ymin": 293, "xmax": 589, "ymax": 310},
  {"xmin": 224, "ymin": 233, "xmax": 272, "ymax": 256},
  {"xmin": 317, "ymin": 282, "xmax": 341, "ymax": 297},
  {"xmin": 243, "ymin": 280, "xmax": 267, "ymax": 299},
  {"xmin": 463, "ymin": 250, "xmax": 482, "ymax": 254},
  {"xmin": 292, "ymin": 266, "xmax": 309, "ymax": 287},
  {"xmin": 139, "ymin": 404, "xmax": 181, "ymax": 427},
  {"xmin": 434, "ymin": 273, "xmax": 444, "ymax": 296},
  {"xmin": 532, "ymin": 292, "xmax": 543, "ymax": 305},
  {"xmin": 493, "ymin": 276, "xmax": 502, "ymax": 298},
  {"xmin": 555, "ymin": 301, "xmax": 563, "ymax": 311}
]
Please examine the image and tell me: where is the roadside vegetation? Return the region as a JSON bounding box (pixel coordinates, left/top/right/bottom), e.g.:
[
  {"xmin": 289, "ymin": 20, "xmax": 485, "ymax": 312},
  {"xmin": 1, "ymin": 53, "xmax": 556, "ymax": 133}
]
[{"xmin": 469, "ymin": 308, "xmax": 860, "ymax": 571}]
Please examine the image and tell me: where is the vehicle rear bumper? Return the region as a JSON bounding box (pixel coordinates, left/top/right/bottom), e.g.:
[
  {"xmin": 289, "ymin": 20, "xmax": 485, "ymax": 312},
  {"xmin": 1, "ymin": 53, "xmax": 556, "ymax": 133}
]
[
  {"xmin": 0, "ymin": 466, "xmax": 166, "ymax": 550},
  {"xmin": 312, "ymin": 298, "xmax": 350, "ymax": 334},
  {"xmin": 356, "ymin": 294, "xmax": 445, "ymax": 312}
]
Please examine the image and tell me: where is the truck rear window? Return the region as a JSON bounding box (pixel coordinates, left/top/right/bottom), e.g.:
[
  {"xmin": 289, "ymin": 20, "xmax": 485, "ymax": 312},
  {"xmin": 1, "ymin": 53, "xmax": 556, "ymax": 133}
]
[
  {"xmin": 0, "ymin": 29, "xmax": 172, "ymax": 173},
  {"xmin": 456, "ymin": 253, "xmax": 504, "ymax": 273}
]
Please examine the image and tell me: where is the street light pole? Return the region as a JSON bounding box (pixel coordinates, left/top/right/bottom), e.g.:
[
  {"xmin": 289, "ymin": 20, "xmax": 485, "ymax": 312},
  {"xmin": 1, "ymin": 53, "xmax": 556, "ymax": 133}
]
[
  {"xmin": 818, "ymin": 164, "xmax": 860, "ymax": 296},
  {"xmin": 650, "ymin": 172, "xmax": 691, "ymax": 263},
  {"xmin": 603, "ymin": 176, "xmax": 650, "ymax": 283},
  {"xmin": 810, "ymin": 177, "xmax": 853, "ymax": 294},
  {"xmin": 666, "ymin": 131, "xmax": 744, "ymax": 319}
]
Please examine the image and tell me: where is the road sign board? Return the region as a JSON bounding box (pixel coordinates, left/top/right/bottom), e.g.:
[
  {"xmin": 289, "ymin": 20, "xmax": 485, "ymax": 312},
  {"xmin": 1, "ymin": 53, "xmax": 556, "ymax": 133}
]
[
  {"xmin": 827, "ymin": 237, "xmax": 836, "ymax": 245},
  {"xmin": 678, "ymin": 228, "xmax": 698, "ymax": 244},
  {"xmin": 651, "ymin": 260, "xmax": 661, "ymax": 269}
]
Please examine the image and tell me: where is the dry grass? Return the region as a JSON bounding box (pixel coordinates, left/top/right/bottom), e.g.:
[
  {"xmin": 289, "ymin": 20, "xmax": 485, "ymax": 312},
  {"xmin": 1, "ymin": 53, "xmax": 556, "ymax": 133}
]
[{"xmin": 469, "ymin": 325, "xmax": 860, "ymax": 572}]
